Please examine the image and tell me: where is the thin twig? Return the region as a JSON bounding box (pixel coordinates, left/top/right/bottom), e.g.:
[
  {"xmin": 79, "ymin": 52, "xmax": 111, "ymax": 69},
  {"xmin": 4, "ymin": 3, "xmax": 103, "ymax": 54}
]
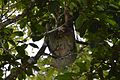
[
  {"xmin": 7, "ymin": 9, "xmax": 17, "ymax": 18},
  {"xmin": 3, "ymin": 1, "xmax": 10, "ymax": 17},
  {"xmin": 32, "ymin": 24, "xmax": 64, "ymax": 38}
]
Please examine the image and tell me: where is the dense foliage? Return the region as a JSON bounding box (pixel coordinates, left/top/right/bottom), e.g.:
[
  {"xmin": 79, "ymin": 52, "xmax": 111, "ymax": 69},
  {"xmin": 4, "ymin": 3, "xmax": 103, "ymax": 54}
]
[{"xmin": 0, "ymin": 0, "xmax": 120, "ymax": 80}]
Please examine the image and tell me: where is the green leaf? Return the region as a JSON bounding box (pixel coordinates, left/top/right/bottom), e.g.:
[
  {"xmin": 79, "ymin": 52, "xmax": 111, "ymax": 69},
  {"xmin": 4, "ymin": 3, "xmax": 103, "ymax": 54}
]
[
  {"xmin": 30, "ymin": 21, "xmax": 45, "ymax": 41},
  {"xmin": 25, "ymin": 68, "xmax": 33, "ymax": 76},
  {"xmin": 1, "ymin": 54, "xmax": 14, "ymax": 63},
  {"xmin": 13, "ymin": 31, "xmax": 24, "ymax": 37},
  {"xmin": 29, "ymin": 43, "xmax": 39, "ymax": 48},
  {"xmin": 15, "ymin": 46, "xmax": 25, "ymax": 56},
  {"xmin": 88, "ymin": 19, "xmax": 101, "ymax": 33},
  {"xmin": 109, "ymin": 4, "xmax": 119, "ymax": 9},
  {"xmin": 3, "ymin": 28, "xmax": 13, "ymax": 35},
  {"xmin": 0, "ymin": 78, "xmax": 3, "ymax": 80},
  {"xmin": 21, "ymin": 55, "xmax": 30, "ymax": 64},
  {"xmin": 4, "ymin": 0, "xmax": 7, "ymax": 5},
  {"xmin": 48, "ymin": 1, "xmax": 59, "ymax": 14},
  {"xmin": 55, "ymin": 73, "xmax": 73, "ymax": 80},
  {"xmin": 31, "ymin": 35, "xmax": 44, "ymax": 41},
  {"xmin": 0, "ymin": 69, "xmax": 3, "ymax": 77},
  {"xmin": 3, "ymin": 42, "xmax": 9, "ymax": 50},
  {"xmin": 8, "ymin": 40, "xmax": 16, "ymax": 46},
  {"xmin": 76, "ymin": 61, "xmax": 87, "ymax": 73},
  {"xmin": 18, "ymin": 72, "xmax": 26, "ymax": 80},
  {"xmin": 32, "ymin": 66, "xmax": 40, "ymax": 71},
  {"xmin": 75, "ymin": 13, "xmax": 88, "ymax": 29},
  {"xmin": 75, "ymin": 14, "xmax": 88, "ymax": 37},
  {"xmin": 46, "ymin": 68, "xmax": 55, "ymax": 80},
  {"xmin": 21, "ymin": 44, "xmax": 28, "ymax": 49},
  {"xmin": 18, "ymin": 18, "xmax": 27, "ymax": 29},
  {"xmin": 78, "ymin": 0, "xmax": 87, "ymax": 7},
  {"xmin": 106, "ymin": 18, "xmax": 117, "ymax": 26}
]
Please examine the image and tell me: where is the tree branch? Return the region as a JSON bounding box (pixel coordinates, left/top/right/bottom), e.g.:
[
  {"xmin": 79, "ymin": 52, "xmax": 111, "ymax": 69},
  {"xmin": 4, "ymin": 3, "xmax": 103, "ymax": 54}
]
[
  {"xmin": 0, "ymin": 0, "xmax": 35, "ymax": 29},
  {"xmin": 32, "ymin": 24, "xmax": 65, "ymax": 38},
  {"xmin": 5, "ymin": 40, "xmax": 47, "ymax": 80}
]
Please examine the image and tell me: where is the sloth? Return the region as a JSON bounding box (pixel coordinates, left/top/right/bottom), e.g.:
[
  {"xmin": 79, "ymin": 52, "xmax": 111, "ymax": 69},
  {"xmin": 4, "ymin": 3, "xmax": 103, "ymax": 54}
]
[{"xmin": 47, "ymin": 7, "xmax": 77, "ymax": 70}]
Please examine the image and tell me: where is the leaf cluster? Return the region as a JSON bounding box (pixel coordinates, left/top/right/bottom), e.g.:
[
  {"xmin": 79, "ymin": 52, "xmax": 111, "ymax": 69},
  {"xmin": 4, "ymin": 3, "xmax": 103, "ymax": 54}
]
[{"xmin": 0, "ymin": 0, "xmax": 120, "ymax": 80}]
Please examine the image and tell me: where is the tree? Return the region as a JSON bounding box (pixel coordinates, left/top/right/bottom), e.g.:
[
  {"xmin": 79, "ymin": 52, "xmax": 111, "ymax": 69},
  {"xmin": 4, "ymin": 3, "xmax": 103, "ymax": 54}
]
[{"xmin": 0, "ymin": 0, "xmax": 120, "ymax": 80}]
